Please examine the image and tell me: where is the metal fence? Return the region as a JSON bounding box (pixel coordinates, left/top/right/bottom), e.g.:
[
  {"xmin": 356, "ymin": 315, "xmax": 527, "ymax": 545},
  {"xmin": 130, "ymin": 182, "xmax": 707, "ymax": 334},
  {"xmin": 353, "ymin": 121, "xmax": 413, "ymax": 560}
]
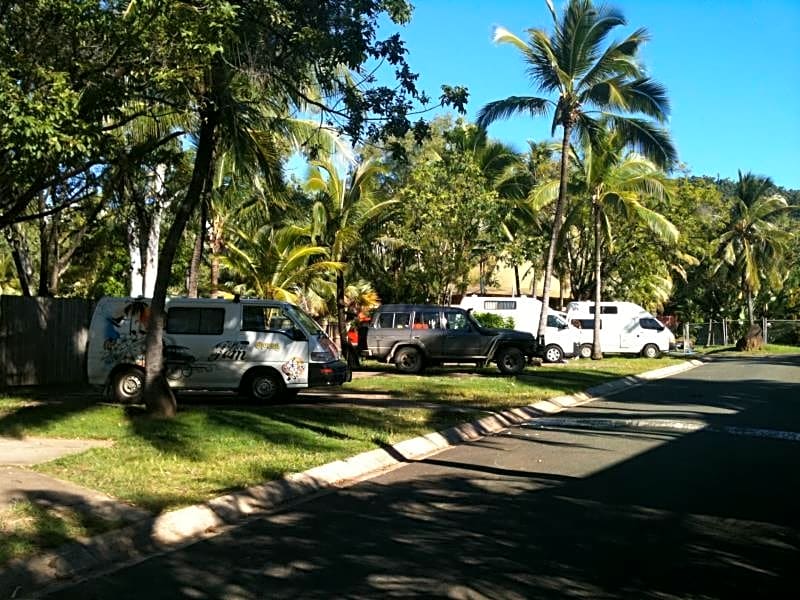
[
  {"xmin": 681, "ymin": 318, "xmax": 800, "ymax": 349},
  {"xmin": 0, "ymin": 295, "xmax": 94, "ymax": 387}
]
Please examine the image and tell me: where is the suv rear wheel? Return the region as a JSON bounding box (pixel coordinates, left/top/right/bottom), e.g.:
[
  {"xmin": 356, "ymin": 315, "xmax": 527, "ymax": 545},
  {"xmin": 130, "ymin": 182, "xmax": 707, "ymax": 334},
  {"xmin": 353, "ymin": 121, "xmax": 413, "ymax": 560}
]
[
  {"xmin": 395, "ymin": 347, "xmax": 424, "ymax": 374},
  {"xmin": 496, "ymin": 346, "xmax": 525, "ymax": 375}
]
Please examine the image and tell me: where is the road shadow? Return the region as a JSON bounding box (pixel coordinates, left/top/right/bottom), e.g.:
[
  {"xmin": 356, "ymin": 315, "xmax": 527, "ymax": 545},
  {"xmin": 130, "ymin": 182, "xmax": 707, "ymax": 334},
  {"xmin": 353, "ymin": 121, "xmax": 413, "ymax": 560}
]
[{"xmin": 36, "ymin": 414, "xmax": 800, "ymax": 599}]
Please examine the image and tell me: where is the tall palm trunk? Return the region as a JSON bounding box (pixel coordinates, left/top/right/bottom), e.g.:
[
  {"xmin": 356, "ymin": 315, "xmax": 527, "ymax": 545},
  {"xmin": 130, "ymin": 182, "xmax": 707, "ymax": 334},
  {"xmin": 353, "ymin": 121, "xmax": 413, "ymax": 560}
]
[
  {"xmin": 513, "ymin": 264, "xmax": 521, "ymax": 297},
  {"xmin": 592, "ymin": 197, "xmax": 603, "ymax": 360},
  {"xmin": 336, "ymin": 270, "xmax": 347, "ymax": 349},
  {"xmin": 536, "ymin": 120, "xmax": 572, "ymax": 344},
  {"xmin": 187, "ymin": 198, "xmax": 208, "ymax": 297},
  {"xmin": 746, "ymin": 289, "xmax": 755, "ymax": 325},
  {"xmin": 143, "ymin": 99, "xmax": 220, "ymax": 418}
]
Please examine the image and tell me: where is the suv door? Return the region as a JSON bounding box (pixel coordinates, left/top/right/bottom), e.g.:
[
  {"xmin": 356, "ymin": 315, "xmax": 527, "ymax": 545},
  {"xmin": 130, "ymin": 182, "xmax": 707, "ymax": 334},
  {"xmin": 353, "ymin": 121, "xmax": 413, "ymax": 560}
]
[
  {"xmin": 411, "ymin": 309, "xmax": 443, "ymax": 356},
  {"xmin": 440, "ymin": 308, "xmax": 490, "ymax": 359}
]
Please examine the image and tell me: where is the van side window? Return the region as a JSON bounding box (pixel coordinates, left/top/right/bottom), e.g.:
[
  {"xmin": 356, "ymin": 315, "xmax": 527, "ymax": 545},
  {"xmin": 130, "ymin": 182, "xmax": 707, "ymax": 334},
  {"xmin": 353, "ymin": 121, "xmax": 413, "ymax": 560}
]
[
  {"xmin": 639, "ymin": 318, "xmax": 664, "ymax": 331},
  {"xmin": 577, "ymin": 318, "xmax": 599, "ymax": 329},
  {"xmin": 242, "ymin": 306, "xmax": 295, "ymax": 331},
  {"xmin": 589, "ymin": 306, "xmax": 618, "ymax": 314},
  {"xmin": 166, "ymin": 307, "xmax": 225, "ymax": 335},
  {"xmin": 484, "ymin": 300, "xmax": 516, "ymax": 310}
]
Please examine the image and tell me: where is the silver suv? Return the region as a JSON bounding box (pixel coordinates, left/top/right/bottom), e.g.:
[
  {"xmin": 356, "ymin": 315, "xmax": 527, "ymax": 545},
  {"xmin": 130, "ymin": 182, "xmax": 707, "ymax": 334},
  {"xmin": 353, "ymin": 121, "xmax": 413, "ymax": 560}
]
[{"xmin": 360, "ymin": 304, "xmax": 538, "ymax": 375}]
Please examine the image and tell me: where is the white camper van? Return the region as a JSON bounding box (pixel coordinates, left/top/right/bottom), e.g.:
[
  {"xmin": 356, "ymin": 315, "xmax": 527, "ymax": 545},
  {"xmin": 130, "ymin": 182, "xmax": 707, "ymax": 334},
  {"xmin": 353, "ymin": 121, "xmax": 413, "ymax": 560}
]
[
  {"xmin": 565, "ymin": 301, "xmax": 675, "ymax": 358},
  {"xmin": 458, "ymin": 295, "xmax": 580, "ymax": 362},
  {"xmin": 87, "ymin": 297, "xmax": 350, "ymax": 403}
]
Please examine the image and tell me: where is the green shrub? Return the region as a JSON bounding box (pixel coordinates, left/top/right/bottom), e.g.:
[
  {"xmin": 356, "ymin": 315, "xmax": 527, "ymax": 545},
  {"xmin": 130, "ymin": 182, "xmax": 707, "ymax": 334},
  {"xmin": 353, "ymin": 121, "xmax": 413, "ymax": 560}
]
[{"xmin": 472, "ymin": 312, "xmax": 515, "ymax": 329}]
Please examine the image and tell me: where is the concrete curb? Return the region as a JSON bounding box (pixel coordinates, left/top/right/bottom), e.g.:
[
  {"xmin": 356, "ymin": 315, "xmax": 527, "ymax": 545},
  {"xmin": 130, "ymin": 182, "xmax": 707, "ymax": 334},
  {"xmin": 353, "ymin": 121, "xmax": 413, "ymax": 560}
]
[{"xmin": 0, "ymin": 358, "xmax": 704, "ymax": 598}]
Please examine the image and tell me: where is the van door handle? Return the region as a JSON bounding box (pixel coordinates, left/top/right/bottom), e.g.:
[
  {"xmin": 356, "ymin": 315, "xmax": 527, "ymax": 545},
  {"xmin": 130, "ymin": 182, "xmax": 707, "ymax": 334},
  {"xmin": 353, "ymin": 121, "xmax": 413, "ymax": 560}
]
[{"xmin": 239, "ymin": 341, "xmax": 250, "ymax": 345}]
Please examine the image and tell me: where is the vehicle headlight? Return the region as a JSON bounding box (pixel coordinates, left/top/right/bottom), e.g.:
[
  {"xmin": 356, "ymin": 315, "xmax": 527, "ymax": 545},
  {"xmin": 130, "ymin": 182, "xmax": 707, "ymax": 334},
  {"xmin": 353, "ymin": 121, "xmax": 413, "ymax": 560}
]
[{"xmin": 310, "ymin": 336, "xmax": 340, "ymax": 362}]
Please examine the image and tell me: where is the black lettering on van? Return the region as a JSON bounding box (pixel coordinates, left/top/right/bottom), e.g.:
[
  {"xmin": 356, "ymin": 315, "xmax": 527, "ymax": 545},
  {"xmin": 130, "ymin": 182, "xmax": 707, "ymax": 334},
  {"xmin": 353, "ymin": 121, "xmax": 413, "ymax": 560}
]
[{"xmin": 208, "ymin": 341, "xmax": 248, "ymax": 361}]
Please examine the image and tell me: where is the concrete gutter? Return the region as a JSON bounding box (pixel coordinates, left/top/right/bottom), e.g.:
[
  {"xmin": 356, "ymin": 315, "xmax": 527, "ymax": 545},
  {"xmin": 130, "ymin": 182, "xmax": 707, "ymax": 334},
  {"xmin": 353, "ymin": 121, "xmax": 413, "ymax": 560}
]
[{"xmin": 0, "ymin": 358, "xmax": 704, "ymax": 598}]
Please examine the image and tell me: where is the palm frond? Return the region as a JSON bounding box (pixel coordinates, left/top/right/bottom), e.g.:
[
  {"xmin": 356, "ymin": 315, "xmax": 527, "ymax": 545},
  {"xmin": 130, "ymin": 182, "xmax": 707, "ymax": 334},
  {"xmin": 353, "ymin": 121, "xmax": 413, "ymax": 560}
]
[
  {"xmin": 604, "ymin": 116, "xmax": 677, "ymax": 169},
  {"xmin": 476, "ymin": 97, "xmax": 551, "ymax": 129}
]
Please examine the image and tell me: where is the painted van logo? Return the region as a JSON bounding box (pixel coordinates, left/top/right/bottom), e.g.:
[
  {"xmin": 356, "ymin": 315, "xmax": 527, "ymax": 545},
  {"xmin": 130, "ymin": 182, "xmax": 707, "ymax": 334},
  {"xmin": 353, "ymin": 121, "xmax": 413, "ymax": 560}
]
[{"xmin": 208, "ymin": 341, "xmax": 248, "ymax": 361}]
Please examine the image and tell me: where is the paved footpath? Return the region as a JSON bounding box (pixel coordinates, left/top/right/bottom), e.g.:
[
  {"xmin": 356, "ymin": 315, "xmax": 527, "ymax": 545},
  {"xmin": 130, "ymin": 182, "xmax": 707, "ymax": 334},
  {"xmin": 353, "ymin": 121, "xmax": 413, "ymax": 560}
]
[{"xmin": 0, "ymin": 358, "xmax": 705, "ymax": 598}]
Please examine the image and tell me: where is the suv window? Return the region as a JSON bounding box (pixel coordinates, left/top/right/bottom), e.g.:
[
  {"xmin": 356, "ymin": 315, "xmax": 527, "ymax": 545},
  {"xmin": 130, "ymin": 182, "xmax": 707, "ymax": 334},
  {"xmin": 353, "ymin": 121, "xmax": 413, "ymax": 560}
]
[
  {"xmin": 442, "ymin": 309, "xmax": 470, "ymax": 331},
  {"xmin": 377, "ymin": 312, "xmax": 411, "ymax": 329},
  {"xmin": 413, "ymin": 310, "xmax": 441, "ymax": 330}
]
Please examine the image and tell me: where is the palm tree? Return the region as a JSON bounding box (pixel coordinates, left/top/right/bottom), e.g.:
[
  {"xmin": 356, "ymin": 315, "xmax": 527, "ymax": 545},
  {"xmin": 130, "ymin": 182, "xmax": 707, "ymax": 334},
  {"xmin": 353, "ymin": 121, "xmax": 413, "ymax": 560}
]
[
  {"xmin": 712, "ymin": 171, "xmax": 790, "ymax": 324},
  {"xmin": 477, "ymin": 0, "xmax": 676, "ymax": 345},
  {"xmin": 303, "ymin": 157, "xmax": 397, "ymax": 347},
  {"xmin": 222, "ymin": 223, "xmax": 341, "ymax": 303},
  {"xmin": 573, "ymin": 128, "xmax": 677, "ymax": 358}
]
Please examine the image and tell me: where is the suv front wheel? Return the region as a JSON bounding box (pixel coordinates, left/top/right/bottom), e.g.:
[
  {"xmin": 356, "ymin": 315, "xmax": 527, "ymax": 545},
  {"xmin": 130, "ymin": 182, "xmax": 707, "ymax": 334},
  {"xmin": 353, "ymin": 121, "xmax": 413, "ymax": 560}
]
[
  {"xmin": 395, "ymin": 346, "xmax": 424, "ymax": 374},
  {"xmin": 496, "ymin": 346, "xmax": 525, "ymax": 375}
]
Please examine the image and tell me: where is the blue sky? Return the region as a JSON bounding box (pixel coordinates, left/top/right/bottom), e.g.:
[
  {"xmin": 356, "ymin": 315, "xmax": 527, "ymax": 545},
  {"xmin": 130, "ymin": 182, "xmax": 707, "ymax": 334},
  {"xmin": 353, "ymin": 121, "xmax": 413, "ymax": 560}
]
[{"xmin": 376, "ymin": 0, "xmax": 800, "ymax": 189}]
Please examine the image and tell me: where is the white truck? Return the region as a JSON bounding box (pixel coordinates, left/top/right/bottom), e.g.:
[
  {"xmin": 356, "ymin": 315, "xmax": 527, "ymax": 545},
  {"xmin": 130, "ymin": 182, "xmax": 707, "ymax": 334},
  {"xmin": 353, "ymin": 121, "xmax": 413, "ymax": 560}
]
[
  {"xmin": 87, "ymin": 296, "xmax": 350, "ymax": 403},
  {"xmin": 565, "ymin": 301, "xmax": 675, "ymax": 358},
  {"xmin": 458, "ymin": 295, "xmax": 580, "ymax": 362}
]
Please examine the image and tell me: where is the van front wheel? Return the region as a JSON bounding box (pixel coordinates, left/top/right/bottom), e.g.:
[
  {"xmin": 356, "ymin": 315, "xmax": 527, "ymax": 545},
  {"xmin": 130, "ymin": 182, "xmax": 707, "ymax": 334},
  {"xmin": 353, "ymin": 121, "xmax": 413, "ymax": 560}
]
[
  {"xmin": 111, "ymin": 367, "xmax": 144, "ymax": 404},
  {"xmin": 641, "ymin": 344, "xmax": 661, "ymax": 359},
  {"xmin": 543, "ymin": 345, "xmax": 564, "ymax": 363},
  {"xmin": 243, "ymin": 370, "xmax": 284, "ymax": 403}
]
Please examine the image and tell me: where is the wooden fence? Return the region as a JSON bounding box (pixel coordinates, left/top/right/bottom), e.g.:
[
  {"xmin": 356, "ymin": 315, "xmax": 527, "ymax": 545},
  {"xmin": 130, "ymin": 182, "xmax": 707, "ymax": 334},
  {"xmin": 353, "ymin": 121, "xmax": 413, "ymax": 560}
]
[{"xmin": 0, "ymin": 295, "xmax": 94, "ymax": 387}]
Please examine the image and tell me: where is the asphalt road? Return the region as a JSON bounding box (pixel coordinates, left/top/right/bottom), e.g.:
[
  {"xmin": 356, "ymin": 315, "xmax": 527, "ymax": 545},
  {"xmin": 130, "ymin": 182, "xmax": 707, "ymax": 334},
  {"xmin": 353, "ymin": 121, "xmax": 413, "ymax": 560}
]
[{"xmin": 46, "ymin": 354, "xmax": 800, "ymax": 599}]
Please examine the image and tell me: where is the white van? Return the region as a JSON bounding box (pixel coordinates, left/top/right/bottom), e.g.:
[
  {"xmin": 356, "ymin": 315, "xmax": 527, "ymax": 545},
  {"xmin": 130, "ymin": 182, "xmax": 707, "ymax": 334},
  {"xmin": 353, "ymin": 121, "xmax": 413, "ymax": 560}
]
[
  {"xmin": 565, "ymin": 301, "xmax": 675, "ymax": 358},
  {"xmin": 458, "ymin": 295, "xmax": 580, "ymax": 362},
  {"xmin": 87, "ymin": 296, "xmax": 350, "ymax": 403}
]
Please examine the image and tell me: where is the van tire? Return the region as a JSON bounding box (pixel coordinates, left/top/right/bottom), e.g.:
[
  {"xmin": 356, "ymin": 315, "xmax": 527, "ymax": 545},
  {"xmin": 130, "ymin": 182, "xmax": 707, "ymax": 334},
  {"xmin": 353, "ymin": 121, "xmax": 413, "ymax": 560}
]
[
  {"xmin": 543, "ymin": 344, "xmax": 564, "ymax": 363},
  {"xmin": 496, "ymin": 346, "xmax": 525, "ymax": 375},
  {"xmin": 111, "ymin": 367, "xmax": 144, "ymax": 404},
  {"xmin": 578, "ymin": 344, "xmax": 593, "ymax": 359},
  {"xmin": 395, "ymin": 347, "xmax": 424, "ymax": 374},
  {"xmin": 641, "ymin": 344, "xmax": 661, "ymax": 359},
  {"xmin": 243, "ymin": 369, "xmax": 284, "ymax": 403}
]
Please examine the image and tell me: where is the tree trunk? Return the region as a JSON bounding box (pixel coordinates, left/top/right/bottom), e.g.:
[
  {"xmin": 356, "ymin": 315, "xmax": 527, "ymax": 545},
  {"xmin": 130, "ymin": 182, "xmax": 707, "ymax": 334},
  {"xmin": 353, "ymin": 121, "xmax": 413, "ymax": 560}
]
[
  {"xmin": 746, "ymin": 289, "xmax": 755, "ymax": 325},
  {"xmin": 6, "ymin": 225, "xmax": 33, "ymax": 296},
  {"xmin": 591, "ymin": 198, "xmax": 603, "ymax": 360},
  {"xmin": 336, "ymin": 270, "xmax": 347, "ymax": 349},
  {"xmin": 143, "ymin": 164, "xmax": 167, "ymax": 298},
  {"xmin": 535, "ymin": 121, "xmax": 572, "ymax": 345},
  {"xmin": 128, "ymin": 218, "xmax": 145, "ymax": 296},
  {"xmin": 37, "ymin": 194, "xmax": 56, "ymax": 296},
  {"xmin": 513, "ymin": 264, "xmax": 521, "ymax": 297},
  {"xmin": 142, "ymin": 99, "xmax": 220, "ymax": 418},
  {"xmin": 186, "ymin": 201, "xmax": 206, "ymax": 298}
]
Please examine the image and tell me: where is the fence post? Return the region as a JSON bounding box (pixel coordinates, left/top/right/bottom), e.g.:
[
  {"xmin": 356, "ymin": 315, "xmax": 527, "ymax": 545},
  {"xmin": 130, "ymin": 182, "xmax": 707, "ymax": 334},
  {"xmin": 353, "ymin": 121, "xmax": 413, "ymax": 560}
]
[{"xmin": 683, "ymin": 322, "xmax": 691, "ymax": 354}]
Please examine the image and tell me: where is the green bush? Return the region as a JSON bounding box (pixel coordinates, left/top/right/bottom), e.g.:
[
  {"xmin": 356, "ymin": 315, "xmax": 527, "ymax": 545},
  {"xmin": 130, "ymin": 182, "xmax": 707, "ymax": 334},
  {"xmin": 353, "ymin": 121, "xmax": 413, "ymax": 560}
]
[{"xmin": 472, "ymin": 312, "xmax": 515, "ymax": 329}]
